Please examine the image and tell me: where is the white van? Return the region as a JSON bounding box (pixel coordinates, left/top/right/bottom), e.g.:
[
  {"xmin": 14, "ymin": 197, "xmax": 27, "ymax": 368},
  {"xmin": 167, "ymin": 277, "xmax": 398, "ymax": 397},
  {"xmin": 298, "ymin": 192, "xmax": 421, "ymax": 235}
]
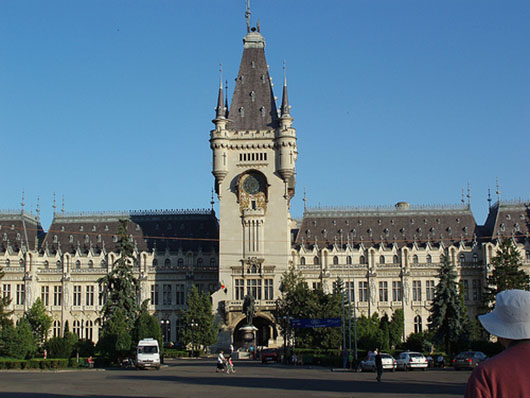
[{"xmin": 136, "ymin": 338, "xmax": 161, "ymax": 370}]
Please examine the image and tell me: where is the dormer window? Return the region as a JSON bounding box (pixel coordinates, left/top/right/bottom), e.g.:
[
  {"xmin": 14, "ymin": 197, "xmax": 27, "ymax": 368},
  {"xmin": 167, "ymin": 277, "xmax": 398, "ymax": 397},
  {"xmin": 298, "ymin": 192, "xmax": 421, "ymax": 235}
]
[
  {"xmin": 53, "ymin": 235, "xmax": 58, "ymax": 243},
  {"xmin": 500, "ymin": 223, "xmax": 505, "ymax": 232},
  {"xmin": 239, "ymin": 107, "xmax": 245, "ymax": 117},
  {"xmin": 436, "ymin": 218, "xmax": 441, "ymax": 224},
  {"xmin": 69, "ymin": 235, "xmax": 74, "ymax": 243},
  {"xmin": 514, "ymin": 223, "xmax": 520, "ymax": 232},
  {"xmin": 80, "ymin": 226, "xmax": 84, "ymax": 232},
  {"xmin": 250, "ymin": 91, "xmax": 255, "ymax": 102},
  {"xmin": 456, "ymin": 218, "xmax": 461, "ymax": 224},
  {"xmin": 410, "ymin": 219, "xmax": 415, "ymax": 225},
  {"xmin": 260, "ymin": 106, "xmax": 266, "ymax": 118},
  {"xmin": 105, "ymin": 225, "xmax": 109, "ymax": 231},
  {"xmin": 506, "ymin": 214, "xmax": 511, "ymax": 220},
  {"xmin": 85, "ymin": 235, "xmax": 89, "ymax": 243},
  {"xmin": 92, "ymin": 225, "xmax": 97, "ymax": 231}
]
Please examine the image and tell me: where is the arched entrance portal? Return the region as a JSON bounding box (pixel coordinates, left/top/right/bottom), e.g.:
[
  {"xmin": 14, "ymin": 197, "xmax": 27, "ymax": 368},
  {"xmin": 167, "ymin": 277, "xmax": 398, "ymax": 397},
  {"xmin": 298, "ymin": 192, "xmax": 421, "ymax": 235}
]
[{"xmin": 233, "ymin": 316, "xmax": 278, "ymax": 348}]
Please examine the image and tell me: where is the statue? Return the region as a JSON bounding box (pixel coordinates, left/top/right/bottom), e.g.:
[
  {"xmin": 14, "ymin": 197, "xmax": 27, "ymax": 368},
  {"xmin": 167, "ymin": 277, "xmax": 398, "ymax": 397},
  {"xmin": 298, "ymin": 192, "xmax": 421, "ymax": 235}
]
[{"xmin": 242, "ymin": 294, "xmax": 255, "ymax": 326}]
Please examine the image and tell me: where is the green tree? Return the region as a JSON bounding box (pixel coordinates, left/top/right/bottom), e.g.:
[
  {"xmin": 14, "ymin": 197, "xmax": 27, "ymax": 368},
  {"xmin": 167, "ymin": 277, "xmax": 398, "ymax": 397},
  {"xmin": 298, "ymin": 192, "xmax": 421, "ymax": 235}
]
[
  {"xmin": 356, "ymin": 314, "xmax": 384, "ymax": 351},
  {"xmin": 134, "ymin": 301, "xmax": 162, "ymax": 348},
  {"xmin": 483, "ymin": 239, "xmax": 529, "ymax": 309},
  {"xmin": 180, "ymin": 285, "xmax": 217, "ymax": 354},
  {"xmin": 97, "ymin": 307, "xmax": 131, "ymax": 361},
  {"xmin": 429, "ymin": 253, "xmax": 470, "ymax": 354},
  {"xmin": 98, "ymin": 219, "xmax": 140, "ymax": 362},
  {"xmin": 24, "ymin": 298, "xmax": 53, "ymax": 345},
  {"xmin": 388, "ymin": 309, "xmax": 404, "ymax": 348},
  {"xmin": 0, "ymin": 265, "xmax": 13, "ymax": 330},
  {"xmin": 0, "ymin": 318, "xmax": 37, "ymax": 359},
  {"xmin": 379, "ymin": 314, "xmax": 391, "ymax": 352}
]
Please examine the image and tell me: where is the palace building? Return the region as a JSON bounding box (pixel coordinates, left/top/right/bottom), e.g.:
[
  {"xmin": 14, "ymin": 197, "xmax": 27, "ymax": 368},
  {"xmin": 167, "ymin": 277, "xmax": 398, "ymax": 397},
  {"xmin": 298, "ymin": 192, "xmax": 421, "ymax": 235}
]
[{"xmin": 1, "ymin": 18, "xmax": 529, "ymax": 348}]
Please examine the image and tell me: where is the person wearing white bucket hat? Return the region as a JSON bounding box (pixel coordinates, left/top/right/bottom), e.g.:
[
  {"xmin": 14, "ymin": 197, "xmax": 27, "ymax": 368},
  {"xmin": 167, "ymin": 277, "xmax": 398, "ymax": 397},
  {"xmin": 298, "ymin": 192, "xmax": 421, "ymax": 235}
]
[{"xmin": 465, "ymin": 289, "xmax": 530, "ymax": 398}]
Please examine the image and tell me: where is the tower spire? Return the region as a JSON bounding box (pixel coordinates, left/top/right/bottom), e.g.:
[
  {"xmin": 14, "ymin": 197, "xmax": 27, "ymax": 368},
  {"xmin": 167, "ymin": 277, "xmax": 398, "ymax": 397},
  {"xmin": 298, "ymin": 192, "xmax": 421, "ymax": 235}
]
[
  {"xmin": 215, "ymin": 64, "xmax": 226, "ymax": 119},
  {"xmin": 487, "ymin": 187, "xmax": 492, "ymax": 209},
  {"xmin": 496, "ymin": 177, "xmax": 501, "ymax": 202},
  {"xmin": 280, "ymin": 60, "xmax": 291, "ymax": 117},
  {"xmin": 245, "ymin": 0, "xmax": 251, "ymax": 33},
  {"xmin": 21, "ymin": 189, "xmax": 25, "ymax": 213},
  {"xmin": 224, "ymin": 80, "xmax": 229, "ymax": 118},
  {"xmin": 52, "ymin": 192, "xmax": 57, "ymax": 216},
  {"xmin": 466, "ymin": 181, "xmax": 471, "ymax": 207}
]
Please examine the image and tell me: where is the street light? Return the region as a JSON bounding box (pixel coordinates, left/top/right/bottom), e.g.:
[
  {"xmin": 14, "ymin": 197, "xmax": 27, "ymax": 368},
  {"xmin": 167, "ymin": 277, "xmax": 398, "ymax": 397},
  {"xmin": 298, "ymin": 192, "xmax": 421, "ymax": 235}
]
[{"xmin": 190, "ymin": 319, "xmax": 198, "ymax": 357}]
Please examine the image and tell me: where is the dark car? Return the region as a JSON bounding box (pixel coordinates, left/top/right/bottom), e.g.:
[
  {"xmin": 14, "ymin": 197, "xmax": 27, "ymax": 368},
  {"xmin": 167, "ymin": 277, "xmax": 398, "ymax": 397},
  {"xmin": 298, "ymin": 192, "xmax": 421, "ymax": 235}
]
[
  {"xmin": 261, "ymin": 348, "xmax": 280, "ymax": 363},
  {"xmin": 452, "ymin": 351, "xmax": 488, "ymax": 370}
]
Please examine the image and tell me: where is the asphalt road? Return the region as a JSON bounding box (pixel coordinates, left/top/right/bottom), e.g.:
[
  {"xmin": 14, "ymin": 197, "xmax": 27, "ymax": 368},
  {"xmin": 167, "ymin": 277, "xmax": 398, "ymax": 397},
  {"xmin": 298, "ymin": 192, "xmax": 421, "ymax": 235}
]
[{"xmin": 0, "ymin": 359, "xmax": 471, "ymax": 398}]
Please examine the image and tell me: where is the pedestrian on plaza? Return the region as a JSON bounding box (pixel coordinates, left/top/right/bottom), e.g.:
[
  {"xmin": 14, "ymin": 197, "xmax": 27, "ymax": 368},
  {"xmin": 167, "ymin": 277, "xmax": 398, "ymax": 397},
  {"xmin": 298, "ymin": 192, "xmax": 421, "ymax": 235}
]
[
  {"xmin": 43, "ymin": 349, "xmax": 47, "ymax": 360},
  {"xmin": 291, "ymin": 352, "xmax": 298, "ymax": 366},
  {"xmin": 375, "ymin": 348, "xmax": 383, "ymax": 382},
  {"xmin": 216, "ymin": 350, "xmax": 226, "ymax": 373},
  {"xmin": 465, "ymin": 289, "xmax": 530, "ymax": 398},
  {"xmin": 229, "ymin": 343, "xmax": 234, "ymax": 356},
  {"xmin": 226, "ymin": 355, "xmax": 236, "ymax": 374}
]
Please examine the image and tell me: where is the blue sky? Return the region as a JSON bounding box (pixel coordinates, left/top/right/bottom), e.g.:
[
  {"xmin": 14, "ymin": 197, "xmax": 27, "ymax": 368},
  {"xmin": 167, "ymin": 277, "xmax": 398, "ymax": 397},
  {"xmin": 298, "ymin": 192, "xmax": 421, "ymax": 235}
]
[{"xmin": 1, "ymin": 0, "xmax": 529, "ymax": 230}]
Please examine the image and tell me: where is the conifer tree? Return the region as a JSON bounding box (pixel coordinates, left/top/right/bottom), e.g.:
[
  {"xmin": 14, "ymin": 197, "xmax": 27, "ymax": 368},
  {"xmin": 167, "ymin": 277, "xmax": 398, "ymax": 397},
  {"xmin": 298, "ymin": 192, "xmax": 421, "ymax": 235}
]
[
  {"xmin": 483, "ymin": 238, "xmax": 529, "ymax": 309},
  {"xmin": 24, "ymin": 298, "xmax": 53, "ymax": 345},
  {"xmin": 429, "ymin": 253, "xmax": 470, "ymax": 354},
  {"xmin": 98, "ymin": 219, "xmax": 140, "ymax": 360},
  {"xmin": 180, "ymin": 285, "xmax": 217, "ymax": 354}
]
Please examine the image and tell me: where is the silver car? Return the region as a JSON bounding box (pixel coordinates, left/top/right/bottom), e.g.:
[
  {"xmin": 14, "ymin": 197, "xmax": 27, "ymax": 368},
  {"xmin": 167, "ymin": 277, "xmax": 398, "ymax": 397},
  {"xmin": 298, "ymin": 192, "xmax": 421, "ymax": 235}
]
[
  {"xmin": 396, "ymin": 351, "xmax": 428, "ymax": 371},
  {"xmin": 360, "ymin": 353, "xmax": 397, "ymax": 372}
]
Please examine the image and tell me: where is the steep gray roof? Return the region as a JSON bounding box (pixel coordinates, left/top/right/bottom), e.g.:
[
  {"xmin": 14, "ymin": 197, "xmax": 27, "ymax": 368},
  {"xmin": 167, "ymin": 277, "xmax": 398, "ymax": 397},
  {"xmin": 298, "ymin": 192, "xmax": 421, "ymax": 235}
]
[
  {"xmin": 482, "ymin": 200, "xmax": 530, "ymax": 242},
  {"xmin": 39, "ymin": 209, "xmax": 219, "ymax": 255},
  {"xmin": 227, "ymin": 30, "xmax": 279, "ymax": 131},
  {"xmin": 0, "ymin": 211, "xmax": 44, "ymax": 252},
  {"xmin": 295, "ymin": 203, "xmax": 477, "ymax": 249}
]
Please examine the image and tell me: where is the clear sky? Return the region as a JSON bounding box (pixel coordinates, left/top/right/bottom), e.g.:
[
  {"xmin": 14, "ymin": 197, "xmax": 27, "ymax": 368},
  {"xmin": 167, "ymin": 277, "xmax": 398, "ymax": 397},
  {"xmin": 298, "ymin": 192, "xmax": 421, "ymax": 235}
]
[{"xmin": 2, "ymin": 0, "xmax": 529, "ymax": 230}]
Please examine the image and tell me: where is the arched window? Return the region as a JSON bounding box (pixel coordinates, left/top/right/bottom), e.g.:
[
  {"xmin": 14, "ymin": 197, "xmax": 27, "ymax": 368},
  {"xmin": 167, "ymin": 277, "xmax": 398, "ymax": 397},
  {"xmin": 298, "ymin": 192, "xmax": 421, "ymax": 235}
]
[
  {"xmin": 359, "ymin": 255, "xmax": 366, "ymax": 264},
  {"xmin": 473, "ymin": 253, "xmax": 478, "ymax": 264},
  {"xmin": 87, "ymin": 260, "xmax": 93, "ymax": 269},
  {"xmin": 73, "ymin": 320, "xmax": 81, "ymax": 337},
  {"xmin": 346, "ymin": 256, "xmax": 352, "ymax": 265},
  {"xmin": 413, "ymin": 255, "xmax": 419, "ymax": 264},
  {"xmin": 414, "ymin": 315, "xmax": 422, "ymax": 333},
  {"xmin": 333, "ymin": 256, "xmax": 339, "ymax": 265},
  {"xmin": 197, "ymin": 258, "xmax": 203, "ymax": 267},
  {"xmin": 393, "ymin": 255, "xmax": 399, "ymax": 264},
  {"xmin": 379, "ymin": 255, "xmax": 385, "ymax": 264},
  {"xmin": 56, "ymin": 260, "xmax": 62, "ymax": 268},
  {"xmin": 43, "ymin": 260, "xmax": 49, "ymax": 269},
  {"xmin": 101, "ymin": 259, "xmax": 107, "ymax": 268},
  {"xmin": 178, "ymin": 258, "xmax": 184, "ymax": 266},
  {"xmin": 314, "ymin": 256, "xmax": 320, "ymax": 265},
  {"xmin": 75, "ymin": 260, "xmax": 81, "ymax": 269},
  {"xmin": 164, "ymin": 258, "xmax": 171, "ymax": 267},
  {"xmin": 300, "ymin": 257, "xmax": 306, "ymax": 265},
  {"xmin": 85, "ymin": 320, "xmax": 93, "ymax": 341},
  {"xmin": 426, "ymin": 254, "xmax": 432, "ymax": 264},
  {"xmin": 152, "ymin": 259, "xmax": 158, "ymax": 266},
  {"xmin": 53, "ymin": 320, "xmax": 61, "ymax": 338},
  {"xmin": 459, "ymin": 254, "xmax": 465, "ymax": 266}
]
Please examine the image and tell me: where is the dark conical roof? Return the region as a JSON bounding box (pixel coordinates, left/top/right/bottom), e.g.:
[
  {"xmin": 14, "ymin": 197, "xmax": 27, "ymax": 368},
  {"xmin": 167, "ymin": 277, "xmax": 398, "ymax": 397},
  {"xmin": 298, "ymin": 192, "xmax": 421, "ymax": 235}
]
[{"xmin": 227, "ymin": 30, "xmax": 278, "ymax": 130}]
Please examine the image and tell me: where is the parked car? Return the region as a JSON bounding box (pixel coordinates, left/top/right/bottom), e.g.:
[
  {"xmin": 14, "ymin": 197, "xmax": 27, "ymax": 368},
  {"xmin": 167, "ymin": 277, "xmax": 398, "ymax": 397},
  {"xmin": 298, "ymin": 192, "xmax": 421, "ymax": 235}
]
[
  {"xmin": 396, "ymin": 351, "xmax": 428, "ymax": 371},
  {"xmin": 261, "ymin": 348, "xmax": 280, "ymax": 363},
  {"xmin": 360, "ymin": 353, "xmax": 397, "ymax": 372},
  {"xmin": 452, "ymin": 351, "xmax": 488, "ymax": 370}
]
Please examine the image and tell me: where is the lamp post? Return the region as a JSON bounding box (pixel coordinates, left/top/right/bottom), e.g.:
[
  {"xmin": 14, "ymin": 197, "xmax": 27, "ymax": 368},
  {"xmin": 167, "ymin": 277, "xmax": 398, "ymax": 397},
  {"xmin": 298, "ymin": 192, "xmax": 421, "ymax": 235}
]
[{"xmin": 190, "ymin": 319, "xmax": 198, "ymax": 357}]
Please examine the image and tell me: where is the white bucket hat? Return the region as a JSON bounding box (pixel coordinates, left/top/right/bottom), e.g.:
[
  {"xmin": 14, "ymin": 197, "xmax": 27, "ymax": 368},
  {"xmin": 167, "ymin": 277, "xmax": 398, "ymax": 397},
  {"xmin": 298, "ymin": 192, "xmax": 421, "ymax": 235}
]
[{"xmin": 479, "ymin": 290, "xmax": 530, "ymax": 340}]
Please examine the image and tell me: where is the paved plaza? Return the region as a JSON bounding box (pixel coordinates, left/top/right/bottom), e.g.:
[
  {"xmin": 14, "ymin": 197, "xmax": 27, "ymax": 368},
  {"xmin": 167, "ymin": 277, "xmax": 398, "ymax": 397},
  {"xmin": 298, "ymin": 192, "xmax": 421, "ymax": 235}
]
[{"xmin": 0, "ymin": 359, "xmax": 470, "ymax": 398}]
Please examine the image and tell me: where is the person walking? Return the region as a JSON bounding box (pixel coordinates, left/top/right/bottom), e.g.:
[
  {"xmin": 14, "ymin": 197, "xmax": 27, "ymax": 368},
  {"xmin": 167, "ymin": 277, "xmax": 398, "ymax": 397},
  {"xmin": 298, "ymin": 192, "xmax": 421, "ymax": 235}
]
[
  {"xmin": 216, "ymin": 350, "xmax": 226, "ymax": 373},
  {"xmin": 375, "ymin": 349, "xmax": 383, "ymax": 382},
  {"xmin": 465, "ymin": 289, "xmax": 530, "ymax": 398}
]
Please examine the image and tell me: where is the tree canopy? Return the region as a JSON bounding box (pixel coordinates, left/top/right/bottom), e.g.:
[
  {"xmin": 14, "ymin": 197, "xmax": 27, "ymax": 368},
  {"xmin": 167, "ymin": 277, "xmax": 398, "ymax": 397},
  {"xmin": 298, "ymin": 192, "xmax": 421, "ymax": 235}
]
[
  {"xmin": 24, "ymin": 298, "xmax": 52, "ymax": 345},
  {"xmin": 429, "ymin": 253, "xmax": 471, "ymax": 354},
  {"xmin": 483, "ymin": 238, "xmax": 529, "ymax": 309},
  {"xmin": 179, "ymin": 285, "xmax": 218, "ymax": 353}
]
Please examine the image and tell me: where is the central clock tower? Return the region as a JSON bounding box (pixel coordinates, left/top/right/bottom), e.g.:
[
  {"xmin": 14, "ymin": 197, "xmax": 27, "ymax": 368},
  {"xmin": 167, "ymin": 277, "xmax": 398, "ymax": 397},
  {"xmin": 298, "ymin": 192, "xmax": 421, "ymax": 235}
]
[{"xmin": 210, "ymin": 24, "xmax": 297, "ymax": 348}]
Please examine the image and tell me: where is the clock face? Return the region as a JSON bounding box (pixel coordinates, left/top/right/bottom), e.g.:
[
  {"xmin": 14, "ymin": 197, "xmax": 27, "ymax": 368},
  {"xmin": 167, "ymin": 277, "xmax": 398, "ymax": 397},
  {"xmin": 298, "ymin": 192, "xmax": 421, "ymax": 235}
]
[{"xmin": 243, "ymin": 174, "xmax": 261, "ymax": 195}]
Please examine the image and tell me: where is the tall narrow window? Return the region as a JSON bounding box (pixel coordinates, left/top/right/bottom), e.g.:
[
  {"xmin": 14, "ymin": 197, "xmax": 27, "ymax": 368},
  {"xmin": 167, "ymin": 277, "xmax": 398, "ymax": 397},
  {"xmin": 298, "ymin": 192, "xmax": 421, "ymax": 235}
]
[
  {"xmin": 264, "ymin": 279, "xmax": 274, "ymax": 300},
  {"xmin": 378, "ymin": 281, "xmax": 388, "ymax": 302},
  {"xmin": 392, "ymin": 281, "xmax": 402, "ymax": 301},
  {"xmin": 41, "ymin": 286, "xmax": 49, "ymax": 306},
  {"xmin": 73, "ymin": 285, "xmax": 82, "ymax": 306},
  {"xmin": 426, "ymin": 280, "xmax": 435, "ymax": 301},
  {"xmin": 16, "ymin": 284, "xmax": 25, "ymax": 305},
  {"xmin": 54, "ymin": 286, "xmax": 62, "ymax": 306},
  {"xmin": 235, "ymin": 279, "xmax": 244, "ymax": 300},
  {"xmin": 86, "ymin": 285, "xmax": 95, "ymax": 306},
  {"xmin": 359, "ymin": 281, "xmax": 368, "ymax": 302},
  {"xmin": 412, "ymin": 280, "xmax": 422, "ymax": 301},
  {"xmin": 414, "ymin": 315, "xmax": 422, "ymax": 333}
]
